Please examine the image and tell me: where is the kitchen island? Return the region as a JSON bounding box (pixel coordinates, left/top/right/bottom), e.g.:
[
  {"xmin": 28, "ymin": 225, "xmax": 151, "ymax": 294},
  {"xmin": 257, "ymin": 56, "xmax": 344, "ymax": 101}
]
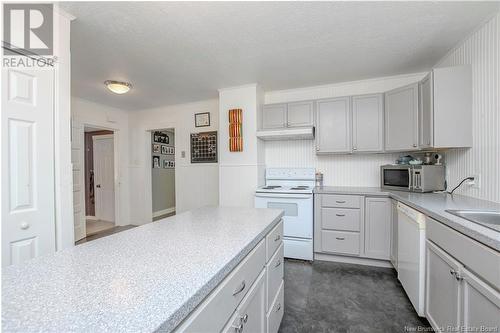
[{"xmin": 2, "ymin": 207, "xmax": 284, "ymax": 333}]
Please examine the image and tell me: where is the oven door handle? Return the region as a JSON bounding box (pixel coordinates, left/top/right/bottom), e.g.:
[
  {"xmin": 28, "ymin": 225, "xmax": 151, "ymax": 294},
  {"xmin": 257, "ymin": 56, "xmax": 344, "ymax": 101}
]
[{"xmin": 255, "ymin": 193, "xmax": 312, "ymax": 199}]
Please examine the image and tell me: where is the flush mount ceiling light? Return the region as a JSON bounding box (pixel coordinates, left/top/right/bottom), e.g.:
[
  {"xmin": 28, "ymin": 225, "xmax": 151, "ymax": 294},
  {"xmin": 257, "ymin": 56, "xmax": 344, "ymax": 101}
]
[{"xmin": 104, "ymin": 80, "xmax": 132, "ymax": 94}]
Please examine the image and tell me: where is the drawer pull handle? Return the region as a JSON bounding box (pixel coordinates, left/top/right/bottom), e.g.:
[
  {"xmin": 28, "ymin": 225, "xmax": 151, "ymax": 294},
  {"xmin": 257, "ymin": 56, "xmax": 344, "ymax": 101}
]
[
  {"xmin": 336, "ymin": 237, "xmax": 345, "ymax": 240},
  {"xmin": 276, "ymin": 303, "xmax": 281, "ymax": 312},
  {"xmin": 335, "ymin": 214, "xmax": 345, "ymax": 217},
  {"xmin": 242, "ymin": 314, "xmax": 248, "ymax": 323},
  {"xmin": 336, "ymin": 200, "xmax": 346, "ymax": 204},
  {"xmin": 274, "ymin": 234, "xmax": 281, "ymax": 242},
  {"xmin": 275, "ymin": 259, "xmax": 281, "ymax": 268},
  {"xmin": 232, "ymin": 281, "xmax": 246, "ymax": 296}
]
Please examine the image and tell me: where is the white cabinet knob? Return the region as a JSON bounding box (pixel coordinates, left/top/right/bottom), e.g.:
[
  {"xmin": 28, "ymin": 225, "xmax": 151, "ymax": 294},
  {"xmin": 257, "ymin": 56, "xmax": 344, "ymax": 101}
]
[{"xmin": 20, "ymin": 222, "xmax": 30, "ymax": 230}]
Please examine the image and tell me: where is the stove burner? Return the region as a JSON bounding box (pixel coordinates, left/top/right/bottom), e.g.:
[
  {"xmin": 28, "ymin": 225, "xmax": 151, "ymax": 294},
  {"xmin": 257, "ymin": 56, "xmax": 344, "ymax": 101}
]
[{"xmin": 262, "ymin": 186, "xmax": 282, "ymax": 189}]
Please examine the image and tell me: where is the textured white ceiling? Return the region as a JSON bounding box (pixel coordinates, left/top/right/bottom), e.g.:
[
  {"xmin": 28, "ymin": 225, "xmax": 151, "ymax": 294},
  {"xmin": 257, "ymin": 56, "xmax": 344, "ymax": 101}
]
[{"xmin": 61, "ymin": 1, "xmax": 499, "ymax": 110}]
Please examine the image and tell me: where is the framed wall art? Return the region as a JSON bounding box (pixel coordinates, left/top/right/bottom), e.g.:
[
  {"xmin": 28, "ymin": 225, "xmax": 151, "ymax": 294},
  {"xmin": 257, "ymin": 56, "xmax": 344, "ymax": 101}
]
[
  {"xmin": 153, "ymin": 131, "xmax": 169, "ymax": 144},
  {"xmin": 152, "ymin": 144, "xmax": 161, "ymax": 153},
  {"xmin": 152, "ymin": 155, "xmax": 161, "ymax": 168},
  {"xmin": 195, "ymin": 112, "xmax": 210, "ymax": 127}
]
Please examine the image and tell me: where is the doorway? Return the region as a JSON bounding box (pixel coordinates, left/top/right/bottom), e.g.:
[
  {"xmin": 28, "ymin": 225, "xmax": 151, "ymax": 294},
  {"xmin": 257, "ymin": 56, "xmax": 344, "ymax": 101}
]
[
  {"xmin": 82, "ymin": 127, "xmax": 116, "ymax": 237},
  {"xmin": 151, "ymin": 129, "xmax": 176, "ymax": 221}
]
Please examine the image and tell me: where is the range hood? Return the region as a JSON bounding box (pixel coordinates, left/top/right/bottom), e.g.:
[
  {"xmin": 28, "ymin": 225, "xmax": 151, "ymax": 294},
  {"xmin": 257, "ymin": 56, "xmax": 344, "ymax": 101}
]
[{"xmin": 256, "ymin": 127, "xmax": 315, "ymax": 141}]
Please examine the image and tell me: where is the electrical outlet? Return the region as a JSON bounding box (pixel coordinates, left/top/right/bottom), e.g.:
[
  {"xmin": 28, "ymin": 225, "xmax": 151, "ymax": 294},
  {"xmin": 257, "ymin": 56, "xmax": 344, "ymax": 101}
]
[{"xmin": 468, "ymin": 174, "xmax": 481, "ymax": 188}]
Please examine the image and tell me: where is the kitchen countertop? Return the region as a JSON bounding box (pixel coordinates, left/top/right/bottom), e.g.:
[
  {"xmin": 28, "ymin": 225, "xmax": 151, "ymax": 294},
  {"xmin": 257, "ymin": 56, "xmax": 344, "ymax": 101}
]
[
  {"xmin": 2, "ymin": 207, "xmax": 284, "ymax": 333},
  {"xmin": 315, "ymin": 186, "xmax": 500, "ymax": 251}
]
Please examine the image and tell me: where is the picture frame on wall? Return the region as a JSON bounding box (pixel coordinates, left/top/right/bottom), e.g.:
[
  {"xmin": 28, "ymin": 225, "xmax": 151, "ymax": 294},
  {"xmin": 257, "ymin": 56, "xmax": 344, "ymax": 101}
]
[
  {"xmin": 161, "ymin": 145, "xmax": 168, "ymax": 155},
  {"xmin": 153, "ymin": 144, "xmax": 161, "ymax": 153},
  {"xmin": 195, "ymin": 112, "xmax": 210, "ymax": 127},
  {"xmin": 163, "ymin": 160, "xmax": 169, "ymax": 169},
  {"xmin": 153, "ymin": 131, "xmax": 169, "ymax": 144},
  {"xmin": 152, "ymin": 155, "xmax": 161, "ymax": 168}
]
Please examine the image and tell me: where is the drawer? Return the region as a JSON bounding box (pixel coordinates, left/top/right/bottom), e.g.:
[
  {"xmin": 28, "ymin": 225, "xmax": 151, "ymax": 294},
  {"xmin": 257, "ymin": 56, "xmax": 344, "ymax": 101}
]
[
  {"xmin": 177, "ymin": 240, "xmax": 266, "ymax": 332},
  {"xmin": 321, "ymin": 194, "xmax": 363, "ymax": 208},
  {"xmin": 427, "ymin": 217, "xmax": 500, "ymax": 289},
  {"xmin": 266, "ymin": 220, "xmax": 283, "ymax": 261},
  {"xmin": 266, "ymin": 243, "xmax": 284, "ymax": 311},
  {"xmin": 321, "ymin": 207, "xmax": 361, "ymax": 232},
  {"xmin": 267, "ymin": 280, "xmax": 284, "ymax": 333},
  {"xmin": 321, "ymin": 230, "xmax": 360, "ymax": 256}
]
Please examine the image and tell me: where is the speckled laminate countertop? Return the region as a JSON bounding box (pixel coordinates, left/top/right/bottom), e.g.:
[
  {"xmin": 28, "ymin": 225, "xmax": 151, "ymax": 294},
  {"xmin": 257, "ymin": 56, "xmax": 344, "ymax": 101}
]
[
  {"xmin": 315, "ymin": 186, "xmax": 500, "ymax": 251},
  {"xmin": 2, "ymin": 207, "xmax": 284, "ymax": 333}
]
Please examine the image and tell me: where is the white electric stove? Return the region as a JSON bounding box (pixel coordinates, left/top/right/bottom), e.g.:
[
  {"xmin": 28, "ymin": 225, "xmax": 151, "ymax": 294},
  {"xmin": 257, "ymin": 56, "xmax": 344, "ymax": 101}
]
[{"xmin": 254, "ymin": 168, "xmax": 315, "ymax": 261}]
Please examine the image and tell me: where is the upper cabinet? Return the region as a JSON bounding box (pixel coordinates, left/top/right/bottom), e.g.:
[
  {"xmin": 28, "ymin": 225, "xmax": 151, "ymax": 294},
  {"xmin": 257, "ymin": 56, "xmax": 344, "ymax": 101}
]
[
  {"xmin": 384, "ymin": 83, "xmax": 419, "ymax": 151},
  {"xmin": 287, "ymin": 101, "xmax": 314, "ymax": 127},
  {"xmin": 262, "ymin": 104, "xmax": 287, "ymax": 129},
  {"xmin": 262, "ymin": 101, "xmax": 314, "ymax": 129},
  {"xmin": 352, "ymin": 94, "xmax": 384, "ymax": 152},
  {"xmin": 419, "ymin": 66, "xmax": 472, "ymax": 149},
  {"xmin": 316, "ymin": 97, "xmax": 351, "ymax": 153}
]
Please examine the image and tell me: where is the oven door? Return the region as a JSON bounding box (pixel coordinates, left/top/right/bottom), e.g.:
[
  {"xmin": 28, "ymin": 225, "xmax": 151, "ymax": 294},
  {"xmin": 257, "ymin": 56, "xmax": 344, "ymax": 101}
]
[
  {"xmin": 254, "ymin": 193, "xmax": 313, "ymax": 239},
  {"xmin": 381, "ymin": 166, "xmax": 412, "ymax": 191}
]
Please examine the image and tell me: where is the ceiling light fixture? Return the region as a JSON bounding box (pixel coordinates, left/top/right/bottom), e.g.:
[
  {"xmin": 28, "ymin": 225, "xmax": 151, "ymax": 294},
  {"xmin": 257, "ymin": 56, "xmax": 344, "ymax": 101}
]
[{"xmin": 104, "ymin": 80, "xmax": 132, "ymax": 94}]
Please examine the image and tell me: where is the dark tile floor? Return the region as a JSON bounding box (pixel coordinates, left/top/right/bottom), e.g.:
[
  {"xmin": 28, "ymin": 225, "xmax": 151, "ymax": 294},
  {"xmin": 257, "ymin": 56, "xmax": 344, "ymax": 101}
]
[
  {"xmin": 75, "ymin": 225, "xmax": 137, "ymax": 245},
  {"xmin": 278, "ymin": 260, "xmax": 431, "ymax": 333}
]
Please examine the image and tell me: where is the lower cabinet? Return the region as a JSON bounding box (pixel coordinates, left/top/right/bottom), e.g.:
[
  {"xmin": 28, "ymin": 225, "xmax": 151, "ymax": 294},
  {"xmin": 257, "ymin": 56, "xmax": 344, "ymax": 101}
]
[
  {"xmin": 315, "ymin": 194, "xmax": 392, "ymax": 262},
  {"xmin": 425, "ymin": 240, "xmax": 461, "ymax": 330},
  {"xmin": 426, "ymin": 240, "xmax": 500, "ymax": 332},
  {"xmin": 364, "ymin": 197, "xmax": 391, "ymax": 260},
  {"xmin": 175, "ymin": 221, "xmax": 284, "ymax": 333}
]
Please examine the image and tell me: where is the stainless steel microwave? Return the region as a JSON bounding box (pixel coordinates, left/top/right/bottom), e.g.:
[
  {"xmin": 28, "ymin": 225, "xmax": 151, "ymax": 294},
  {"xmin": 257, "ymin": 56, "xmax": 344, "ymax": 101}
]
[{"xmin": 381, "ymin": 165, "xmax": 445, "ymax": 192}]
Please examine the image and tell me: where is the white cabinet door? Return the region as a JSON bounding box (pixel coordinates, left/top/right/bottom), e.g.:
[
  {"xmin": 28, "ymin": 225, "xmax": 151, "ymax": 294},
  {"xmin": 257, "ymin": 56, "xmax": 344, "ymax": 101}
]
[
  {"xmin": 419, "ymin": 73, "xmax": 433, "ymax": 148},
  {"xmin": 287, "ymin": 101, "xmax": 314, "ymax": 127},
  {"xmin": 1, "ymin": 68, "xmax": 56, "ymax": 267},
  {"xmin": 364, "ymin": 197, "xmax": 391, "ymax": 260},
  {"xmin": 425, "ymin": 241, "xmax": 461, "ymax": 332},
  {"xmin": 352, "ymin": 94, "xmax": 384, "ymax": 152},
  {"xmin": 390, "ymin": 199, "xmax": 398, "ymax": 269},
  {"xmin": 384, "ymin": 83, "xmax": 419, "ymax": 151},
  {"xmin": 262, "ymin": 104, "xmax": 287, "ymax": 129},
  {"xmin": 315, "ymin": 97, "xmax": 351, "ymax": 153},
  {"xmin": 93, "ymin": 135, "xmax": 115, "ymax": 222},
  {"xmin": 461, "ymin": 267, "xmax": 500, "ymax": 331},
  {"xmin": 72, "ymin": 120, "xmax": 86, "ymax": 241}
]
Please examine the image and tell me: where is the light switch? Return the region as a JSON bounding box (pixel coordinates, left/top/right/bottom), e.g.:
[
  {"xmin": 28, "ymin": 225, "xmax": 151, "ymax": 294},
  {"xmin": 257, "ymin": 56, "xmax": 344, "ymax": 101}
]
[{"xmin": 181, "ymin": 151, "xmax": 186, "ymax": 158}]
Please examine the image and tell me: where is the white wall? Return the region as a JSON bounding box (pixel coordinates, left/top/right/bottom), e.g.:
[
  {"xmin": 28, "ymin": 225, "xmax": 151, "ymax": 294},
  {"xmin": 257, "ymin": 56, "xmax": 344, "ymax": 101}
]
[
  {"xmin": 71, "ymin": 97, "xmax": 131, "ymax": 226},
  {"xmin": 263, "ymin": 73, "xmax": 425, "ymax": 187},
  {"xmin": 218, "ymin": 84, "xmax": 265, "ymax": 207},
  {"xmin": 128, "ymin": 99, "xmax": 219, "ymax": 224},
  {"xmin": 435, "ymin": 12, "xmax": 500, "ymax": 203}
]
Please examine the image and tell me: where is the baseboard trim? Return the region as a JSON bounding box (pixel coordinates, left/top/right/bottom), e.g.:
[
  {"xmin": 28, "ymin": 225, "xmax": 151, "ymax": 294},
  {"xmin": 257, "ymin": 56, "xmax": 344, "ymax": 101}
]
[
  {"xmin": 314, "ymin": 253, "xmax": 394, "ymax": 268},
  {"xmin": 153, "ymin": 207, "xmax": 175, "ymax": 218},
  {"xmin": 86, "ymin": 215, "xmax": 98, "ymax": 221}
]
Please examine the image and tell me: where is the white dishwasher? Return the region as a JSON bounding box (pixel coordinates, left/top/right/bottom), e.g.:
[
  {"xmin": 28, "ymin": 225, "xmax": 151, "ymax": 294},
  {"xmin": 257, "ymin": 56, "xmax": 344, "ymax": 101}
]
[{"xmin": 397, "ymin": 202, "xmax": 426, "ymax": 317}]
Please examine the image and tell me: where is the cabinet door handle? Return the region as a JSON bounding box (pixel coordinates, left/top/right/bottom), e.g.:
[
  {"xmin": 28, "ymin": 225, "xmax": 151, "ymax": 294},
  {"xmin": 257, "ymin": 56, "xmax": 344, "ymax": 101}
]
[
  {"xmin": 274, "ymin": 234, "xmax": 281, "ymax": 242},
  {"xmin": 336, "ymin": 200, "xmax": 346, "ymax": 204},
  {"xmin": 275, "ymin": 259, "xmax": 281, "ymax": 268},
  {"xmin": 241, "ymin": 314, "xmax": 248, "ymax": 323},
  {"xmin": 335, "ymin": 214, "xmax": 345, "ymax": 217},
  {"xmin": 231, "ymin": 323, "xmax": 243, "ymax": 333},
  {"xmin": 336, "ymin": 237, "xmax": 345, "ymax": 241},
  {"xmin": 413, "ymin": 143, "xmax": 417, "ymax": 147},
  {"xmin": 353, "ymin": 147, "xmax": 357, "ymax": 150},
  {"xmin": 232, "ymin": 281, "xmax": 246, "ymax": 296},
  {"xmin": 276, "ymin": 302, "xmax": 281, "ymax": 312}
]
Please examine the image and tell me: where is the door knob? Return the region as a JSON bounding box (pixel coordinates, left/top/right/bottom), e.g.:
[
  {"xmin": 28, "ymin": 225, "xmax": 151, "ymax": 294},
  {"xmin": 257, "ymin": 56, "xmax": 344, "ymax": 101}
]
[{"xmin": 20, "ymin": 222, "xmax": 30, "ymax": 230}]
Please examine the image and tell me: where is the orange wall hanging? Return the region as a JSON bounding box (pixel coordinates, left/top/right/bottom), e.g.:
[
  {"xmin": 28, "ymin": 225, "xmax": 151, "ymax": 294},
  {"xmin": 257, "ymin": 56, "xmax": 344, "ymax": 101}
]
[{"xmin": 228, "ymin": 109, "xmax": 243, "ymax": 152}]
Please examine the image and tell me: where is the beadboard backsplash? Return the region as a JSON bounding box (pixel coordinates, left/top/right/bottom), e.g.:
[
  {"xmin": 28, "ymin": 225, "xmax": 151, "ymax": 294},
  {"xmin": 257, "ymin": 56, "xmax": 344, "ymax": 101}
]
[
  {"xmin": 265, "ymin": 140, "xmax": 398, "ymax": 187},
  {"xmin": 436, "ymin": 12, "xmax": 499, "ymax": 203}
]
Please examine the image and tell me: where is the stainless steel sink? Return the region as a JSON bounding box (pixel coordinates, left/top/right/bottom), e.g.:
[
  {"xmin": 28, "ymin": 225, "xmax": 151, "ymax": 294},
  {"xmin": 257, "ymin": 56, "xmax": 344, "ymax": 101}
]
[{"xmin": 445, "ymin": 210, "xmax": 500, "ymax": 231}]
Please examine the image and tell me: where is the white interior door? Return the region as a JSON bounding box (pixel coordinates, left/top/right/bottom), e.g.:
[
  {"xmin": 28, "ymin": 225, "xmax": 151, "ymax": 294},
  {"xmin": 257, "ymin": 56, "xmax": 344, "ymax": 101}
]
[
  {"xmin": 71, "ymin": 120, "xmax": 86, "ymax": 241},
  {"xmin": 1, "ymin": 67, "xmax": 56, "ymax": 267},
  {"xmin": 93, "ymin": 135, "xmax": 115, "ymax": 222}
]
